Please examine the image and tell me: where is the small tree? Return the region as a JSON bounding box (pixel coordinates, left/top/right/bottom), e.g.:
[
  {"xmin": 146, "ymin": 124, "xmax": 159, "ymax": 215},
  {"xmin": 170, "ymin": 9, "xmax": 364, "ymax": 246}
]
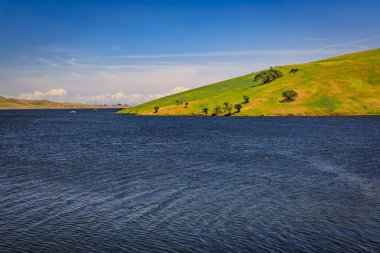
[
  {"xmin": 202, "ymin": 108, "xmax": 209, "ymax": 115},
  {"xmin": 280, "ymin": 90, "xmax": 298, "ymax": 103},
  {"xmin": 154, "ymin": 106, "xmax": 159, "ymax": 113},
  {"xmin": 176, "ymin": 100, "xmax": 180, "ymax": 105},
  {"xmin": 234, "ymin": 104, "xmax": 242, "ymax": 113},
  {"xmin": 289, "ymin": 68, "xmax": 299, "ymax": 74},
  {"xmin": 225, "ymin": 104, "xmax": 233, "ymax": 115},
  {"xmin": 213, "ymin": 106, "xmax": 222, "ymax": 116},
  {"xmin": 184, "ymin": 102, "xmax": 189, "ymax": 108},
  {"xmin": 243, "ymin": 95, "xmax": 250, "ymax": 104},
  {"xmin": 223, "ymin": 102, "xmax": 230, "ymax": 113}
]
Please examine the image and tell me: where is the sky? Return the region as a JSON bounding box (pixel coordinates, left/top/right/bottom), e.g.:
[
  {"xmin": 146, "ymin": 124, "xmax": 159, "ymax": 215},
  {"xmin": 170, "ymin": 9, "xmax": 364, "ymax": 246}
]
[{"xmin": 0, "ymin": 0, "xmax": 379, "ymax": 105}]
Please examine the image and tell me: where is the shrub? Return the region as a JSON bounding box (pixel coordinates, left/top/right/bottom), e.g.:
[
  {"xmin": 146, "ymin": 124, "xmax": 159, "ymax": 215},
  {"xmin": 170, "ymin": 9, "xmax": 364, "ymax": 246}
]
[
  {"xmin": 280, "ymin": 90, "xmax": 298, "ymax": 103},
  {"xmin": 154, "ymin": 106, "xmax": 159, "ymax": 113},
  {"xmin": 202, "ymin": 108, "xmax": 209, "ymax": 115},
  {"xmin": 184, "ymin": 102, "xmax": 189, "ymax": 108}
]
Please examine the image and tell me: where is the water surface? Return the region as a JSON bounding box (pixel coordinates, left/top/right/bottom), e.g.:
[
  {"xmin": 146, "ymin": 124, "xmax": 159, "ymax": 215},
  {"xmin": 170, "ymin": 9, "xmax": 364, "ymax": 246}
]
[{"xmin": 0, "ymin": 109, "xmax": 379, "ymax": 252}]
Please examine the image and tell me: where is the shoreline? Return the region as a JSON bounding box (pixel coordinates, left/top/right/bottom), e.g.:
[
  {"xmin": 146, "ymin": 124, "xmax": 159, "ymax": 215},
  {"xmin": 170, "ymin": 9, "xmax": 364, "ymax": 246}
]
[{"xmin": 116, "ymin": 112, "xmax": 380, "ymax": 117}]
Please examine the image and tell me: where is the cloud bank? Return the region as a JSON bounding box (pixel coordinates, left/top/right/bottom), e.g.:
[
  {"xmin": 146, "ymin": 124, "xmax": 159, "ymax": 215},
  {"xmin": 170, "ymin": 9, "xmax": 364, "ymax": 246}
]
[
  {"xmin": 16, "ymin": 87, "xmax": 189, "ymax": 105},
  {"xmin": 74, "ymin": 86, "xmax": 189, "ymax": 105},
  {"xmin": 18, "ymin": 88, "xmax": 67, "ymax": 100}
]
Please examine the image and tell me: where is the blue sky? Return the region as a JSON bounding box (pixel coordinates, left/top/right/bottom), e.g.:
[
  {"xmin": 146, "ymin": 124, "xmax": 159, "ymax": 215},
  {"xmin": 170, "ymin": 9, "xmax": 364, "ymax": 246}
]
[{"xmin": 0, "ymin": 0, "xmax": 379, "ymax": 104}]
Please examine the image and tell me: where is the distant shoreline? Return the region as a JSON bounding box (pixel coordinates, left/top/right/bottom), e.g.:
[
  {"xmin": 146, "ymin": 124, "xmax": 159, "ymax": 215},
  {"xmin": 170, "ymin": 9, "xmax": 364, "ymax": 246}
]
[
  {"xmin": 0, "ymin": 95, "xmax": 128, "ymax": 110},
  {"xmin": 0, "ymin": 106, "xmax": 127, "ymax": 110}
]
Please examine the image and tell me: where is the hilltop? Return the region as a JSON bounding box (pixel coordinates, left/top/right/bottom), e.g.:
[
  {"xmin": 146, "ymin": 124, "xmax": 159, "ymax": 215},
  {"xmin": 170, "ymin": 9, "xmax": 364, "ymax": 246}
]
[
  {"xmin": 118, "ymin": 48, "xmax": 380, "ymax": 116},
  {"xmin": 0, "ymin": 96, "xmax": 126, "ymax": 110}
]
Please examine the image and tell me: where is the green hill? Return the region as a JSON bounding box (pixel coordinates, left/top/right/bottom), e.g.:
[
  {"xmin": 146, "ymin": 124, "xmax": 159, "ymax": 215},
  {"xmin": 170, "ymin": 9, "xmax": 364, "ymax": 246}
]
[
  {"xmin": 118, "ymin": 48, "xmax": 380, "ymax": 116},
  {"xmin": 0, "ymin": 96, "xmax": 125, "ymax": 110}
]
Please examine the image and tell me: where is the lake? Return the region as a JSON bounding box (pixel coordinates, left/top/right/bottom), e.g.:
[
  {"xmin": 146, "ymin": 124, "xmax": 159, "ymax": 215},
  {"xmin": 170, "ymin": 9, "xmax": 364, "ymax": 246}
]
[{"xmin": 0, "ymin": 109, "xmax": 379, "ymax": 252}]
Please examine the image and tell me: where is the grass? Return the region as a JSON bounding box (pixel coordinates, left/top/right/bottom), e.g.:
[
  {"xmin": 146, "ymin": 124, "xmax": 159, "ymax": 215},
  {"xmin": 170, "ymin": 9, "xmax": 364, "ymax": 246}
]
[{"xmin": 119, "ymin": 48, "xmax": 380, "ymax": 116}]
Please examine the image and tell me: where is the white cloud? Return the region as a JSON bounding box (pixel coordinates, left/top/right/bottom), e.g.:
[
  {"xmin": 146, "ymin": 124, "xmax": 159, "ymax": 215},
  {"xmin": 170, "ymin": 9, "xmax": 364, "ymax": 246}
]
[
  {"xmin": 89, "ymin": 49, "xmax": 349, "ymax": 60},
  {"xmin": 18, "ymin": 91, "xmax": 44, "ymax": 100},
  {"xmin": 316, "ymin": 35, "xmax": 380, "ymax": 50},
  {"xmin": 77, "ymin": 35, "xmax": 379, "ymax": 61},
  {"xmin": 45, "ymin": 88, "xmax": 67, "ymax": 96},
  {"xmin": 148, "ymin": 86, "xmax": 189, "ymax": 100},
  {"xmin": 18, "ymin": 88, "xmax": 67, "ymax": 100},
  {"xmin": 74, "ymin": 92, "xmax": 133, "ymax": 105}
]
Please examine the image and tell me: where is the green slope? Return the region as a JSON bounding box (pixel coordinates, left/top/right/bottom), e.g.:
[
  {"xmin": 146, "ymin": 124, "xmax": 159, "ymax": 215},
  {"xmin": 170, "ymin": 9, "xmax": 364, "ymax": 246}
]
[{"xmin": 119, "ymin": 48, "xmax": 380, "ymax": 116}]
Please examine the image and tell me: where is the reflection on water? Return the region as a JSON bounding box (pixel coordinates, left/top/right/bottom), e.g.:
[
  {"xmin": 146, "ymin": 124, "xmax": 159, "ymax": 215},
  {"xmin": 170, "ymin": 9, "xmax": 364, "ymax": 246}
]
[{"xmin": 0, "ymin": 109, "xmax": 379, "ymax": 252}]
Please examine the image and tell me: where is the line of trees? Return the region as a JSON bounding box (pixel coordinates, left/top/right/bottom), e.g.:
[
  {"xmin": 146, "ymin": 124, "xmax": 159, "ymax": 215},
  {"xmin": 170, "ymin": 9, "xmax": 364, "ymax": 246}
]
[
  {"xmin": 176, "ymin": 100, "xmax": 189, "ymax": 108},
  {"xmin": 209, "ymin": 95, "xmax": 249, "ymax": 116}
]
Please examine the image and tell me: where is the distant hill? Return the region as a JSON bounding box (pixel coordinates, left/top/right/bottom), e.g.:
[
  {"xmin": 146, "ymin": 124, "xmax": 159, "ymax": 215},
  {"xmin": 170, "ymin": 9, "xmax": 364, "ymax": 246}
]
[
  {"xmin": 0, "ymin": 96, "xmax": 126, "ymax": 109},
  {"xmin": 118, "ymin": 48, "xmax": 380, "ymax": 116}
]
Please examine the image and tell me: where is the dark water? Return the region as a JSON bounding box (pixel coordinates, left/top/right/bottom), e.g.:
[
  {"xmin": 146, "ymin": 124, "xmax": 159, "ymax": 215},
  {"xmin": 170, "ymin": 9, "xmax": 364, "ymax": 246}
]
[{"xmin": 0, "ymin": 109, "xmax": 379, "ymax": 252}]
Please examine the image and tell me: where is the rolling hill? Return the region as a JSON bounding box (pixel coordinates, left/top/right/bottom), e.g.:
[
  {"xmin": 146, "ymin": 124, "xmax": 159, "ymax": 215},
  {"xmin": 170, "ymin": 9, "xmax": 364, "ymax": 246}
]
[
  {"xmin": 0, "ymin": 96, "xmax": 125, "ymax": 109},
  {"xmin": 118, "ymin": 48, "xmax": 380, "ymax": 116}
]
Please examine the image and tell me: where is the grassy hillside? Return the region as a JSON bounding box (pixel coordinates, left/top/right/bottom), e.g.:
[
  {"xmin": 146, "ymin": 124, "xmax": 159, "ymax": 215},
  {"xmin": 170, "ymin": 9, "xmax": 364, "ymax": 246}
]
[
  {"xmin": 119, "ymin": 48, "xmax": 380, "ymax": 116},
  {"xmin": 0, "ymin": 96, "xmax": 125, "ymax": 109}
]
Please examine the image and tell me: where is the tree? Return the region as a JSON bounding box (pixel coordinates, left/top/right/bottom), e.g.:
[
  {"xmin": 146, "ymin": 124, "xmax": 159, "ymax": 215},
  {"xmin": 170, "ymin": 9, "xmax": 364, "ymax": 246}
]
[
  {"xmin": 280, "ymin": 90, "xmax": 298, "ymax": 103},
  {"xmin": 176, "ymin": 100, "xmax": 180, "ymax": 105},
  {"xmin": 253, "ymin": 69, "xmax": 283, "ymax": 85},
  {"xmin": 223, "ymin": 102, "xmax": 230, "ymax": 113},
  {"xmin": 154, "ymin": 106, "xmax": 159, "ymax": 113},
  {"xmin": 222, "ymin": 102, "xmax": 233, "ymax": 114},
  {"xmin": 243, "ymin": 95, "xmax": 250, "ymax": 104},
  {"xmin": 289, "ymin": 68, "xmax": 299, "ymax": 74},
  {"xmin": 184, "ymin": 102, "xmax": 189, "ymax": 108},
  {"xmin": 213, "ymin": 106, "xmax": 222, "ymax": 116},
  {"xmin": 234, "ymin": 104, "xmax": 242, "ymax": 113},
  {"xmin": 202, "ymin": 108, "xmax": 209, "ymax": 115},
  {"xmin": 224, "ymin": 104, "xmax": 233, "ymax": 115}
]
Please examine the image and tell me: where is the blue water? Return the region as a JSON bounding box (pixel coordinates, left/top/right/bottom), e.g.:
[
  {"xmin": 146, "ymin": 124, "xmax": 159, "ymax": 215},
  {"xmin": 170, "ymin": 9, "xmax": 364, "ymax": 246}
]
[{"xmin": 0, "ymin": 109, "xmax": 379, "ymax": 252}]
